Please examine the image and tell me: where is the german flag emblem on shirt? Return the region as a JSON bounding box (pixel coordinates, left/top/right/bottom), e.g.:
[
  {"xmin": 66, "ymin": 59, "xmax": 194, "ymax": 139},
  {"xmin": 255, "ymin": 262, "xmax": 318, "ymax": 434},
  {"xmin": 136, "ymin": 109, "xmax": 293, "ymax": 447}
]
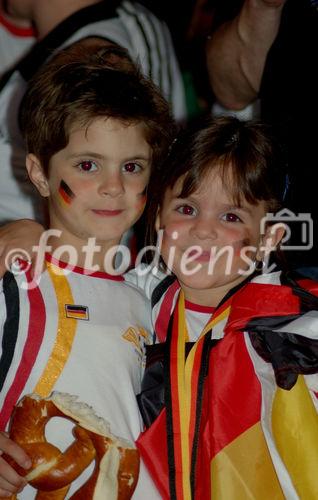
[{"xmin": 65, "ymin": 304, "xmax": 89, "ymax": 321}]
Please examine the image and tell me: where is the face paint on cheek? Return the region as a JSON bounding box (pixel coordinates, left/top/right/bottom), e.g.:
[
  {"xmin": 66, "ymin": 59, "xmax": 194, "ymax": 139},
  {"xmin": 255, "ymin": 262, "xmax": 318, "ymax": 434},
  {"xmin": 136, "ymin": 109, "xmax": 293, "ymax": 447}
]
[
  {"xmin": 58, "ymin": 180, "xmax": 75, "ymax": 207},
  {"xmin": 232, "ymin": 238, "xmax": 251, "ymax": 256},
  {"xmin": 135, "ymin": 190, "xmax": 147, "ymax": 216}
]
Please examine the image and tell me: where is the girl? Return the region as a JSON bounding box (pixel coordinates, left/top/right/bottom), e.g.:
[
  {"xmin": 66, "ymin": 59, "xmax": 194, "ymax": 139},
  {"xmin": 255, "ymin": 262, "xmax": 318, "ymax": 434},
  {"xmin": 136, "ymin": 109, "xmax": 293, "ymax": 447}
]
[{"xmin": 134, "ymin": 117, "xmax": 318, "ymax": 499}]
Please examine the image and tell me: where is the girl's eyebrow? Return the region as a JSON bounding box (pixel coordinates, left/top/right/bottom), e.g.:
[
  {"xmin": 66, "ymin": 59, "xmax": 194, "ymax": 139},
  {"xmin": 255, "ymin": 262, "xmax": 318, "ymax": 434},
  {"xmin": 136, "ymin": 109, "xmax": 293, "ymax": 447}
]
[
  {"xmin": 170, "ymin": 192, "xmax": 254, "ymax": 216},
  {"xmin": 224, "ymin": 204, "xmax": 253, "ymax": 215}
]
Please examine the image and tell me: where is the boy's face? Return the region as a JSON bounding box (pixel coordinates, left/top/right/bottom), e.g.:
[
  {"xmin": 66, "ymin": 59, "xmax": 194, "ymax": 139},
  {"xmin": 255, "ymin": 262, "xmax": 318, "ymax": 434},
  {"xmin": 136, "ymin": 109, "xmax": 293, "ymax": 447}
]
[
  {"xmin": 157, "ymin": 168, "xmax": 282, "ymax": 307},
  {"xmin": 30, "ymin": 117, "xmax": 151, "ymax": 252}
]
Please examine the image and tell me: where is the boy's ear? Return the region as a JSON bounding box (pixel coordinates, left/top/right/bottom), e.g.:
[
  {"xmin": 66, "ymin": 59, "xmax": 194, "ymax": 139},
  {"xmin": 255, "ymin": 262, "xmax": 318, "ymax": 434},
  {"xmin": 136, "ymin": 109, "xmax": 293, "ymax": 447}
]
[
  {"xmin": 155, "ymin": 210, "xmax": 161, "ymax": 233},
  {"xmin": 26, "ymin": 154, "xmax": 50, "ymax": 197},
  {"xmin": 257, "ymin": 223, "xmax": 286, "ymax": 259}
]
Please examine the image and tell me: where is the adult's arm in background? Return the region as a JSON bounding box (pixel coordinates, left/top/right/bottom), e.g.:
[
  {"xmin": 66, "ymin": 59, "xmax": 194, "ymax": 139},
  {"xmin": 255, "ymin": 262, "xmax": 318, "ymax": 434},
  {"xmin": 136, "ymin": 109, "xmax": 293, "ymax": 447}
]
[{"xmin": 206, "ymin": 0, "xmax": 286, "ymax": 110}]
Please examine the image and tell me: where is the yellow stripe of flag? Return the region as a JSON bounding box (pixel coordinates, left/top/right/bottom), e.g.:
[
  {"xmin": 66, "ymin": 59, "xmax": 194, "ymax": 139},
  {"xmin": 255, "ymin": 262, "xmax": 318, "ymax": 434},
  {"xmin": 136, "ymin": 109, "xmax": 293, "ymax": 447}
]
[
  {"xmin": 177, "ymin": 292, "xmax": 192, "ymax": 499},
  {"xmin": 272, "ymin": 375, "xmax": 318, "ymax": 499}
]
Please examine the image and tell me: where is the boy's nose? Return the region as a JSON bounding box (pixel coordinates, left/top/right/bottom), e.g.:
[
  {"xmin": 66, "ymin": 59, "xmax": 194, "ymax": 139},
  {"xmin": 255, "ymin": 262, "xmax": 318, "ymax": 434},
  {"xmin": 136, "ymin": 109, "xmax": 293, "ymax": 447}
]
[{"xmin": 98, "ymin": 172, "xmax": 124, "ymax": 197}]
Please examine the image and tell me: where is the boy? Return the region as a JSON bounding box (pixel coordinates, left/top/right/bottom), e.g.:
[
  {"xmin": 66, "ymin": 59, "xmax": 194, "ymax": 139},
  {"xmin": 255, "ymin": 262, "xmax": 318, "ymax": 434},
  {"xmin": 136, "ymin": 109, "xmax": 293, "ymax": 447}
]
[
  {"xmin": 0, "ymin": 0, "xmax": 186, "ymax": 223},
  {"xmin": 0, "ymin": 41, "xmax": 175, "ymax": 498}
]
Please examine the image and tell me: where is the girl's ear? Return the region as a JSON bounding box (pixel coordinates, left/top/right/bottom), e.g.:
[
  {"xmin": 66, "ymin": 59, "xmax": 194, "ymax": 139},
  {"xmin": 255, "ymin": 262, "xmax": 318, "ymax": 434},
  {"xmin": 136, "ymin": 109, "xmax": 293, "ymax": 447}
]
[
  {"xmin": 256, "ymin": 222, "xmax": 286, "ymax": 260},
  {"xmin": 26, "ymin": 154, "xmax": 50, "ymax": 197}
]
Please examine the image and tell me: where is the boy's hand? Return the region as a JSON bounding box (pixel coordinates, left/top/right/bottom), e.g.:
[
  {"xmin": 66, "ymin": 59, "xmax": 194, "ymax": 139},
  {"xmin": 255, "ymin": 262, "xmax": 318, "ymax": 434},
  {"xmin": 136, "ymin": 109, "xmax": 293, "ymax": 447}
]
[
  {"xmin": 0, "ymin": 432, "xmax": 31, "ymax": 496},
  {"xmin": 0, "ymin": 220, "xmax": 45, "ymax": 278}
]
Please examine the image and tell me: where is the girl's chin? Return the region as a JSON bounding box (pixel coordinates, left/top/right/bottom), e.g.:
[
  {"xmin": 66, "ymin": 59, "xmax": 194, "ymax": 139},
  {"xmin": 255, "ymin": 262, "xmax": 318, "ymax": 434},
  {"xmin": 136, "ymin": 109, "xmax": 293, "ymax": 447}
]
[{"xmin": 178, "ymin": 270, "xmax": 249, "ymax": 290}]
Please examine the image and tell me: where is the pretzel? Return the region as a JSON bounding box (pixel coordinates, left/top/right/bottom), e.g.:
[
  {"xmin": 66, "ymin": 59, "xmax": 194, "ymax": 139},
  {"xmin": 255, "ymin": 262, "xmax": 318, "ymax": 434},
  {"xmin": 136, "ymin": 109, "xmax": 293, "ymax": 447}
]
[
  {"xmin": 70, "ymin": 427, "xmax": 140, "ymax": 499},
  {"xmin": 1, "ymin": 392, "xmax": 140, "ymax": 499}
]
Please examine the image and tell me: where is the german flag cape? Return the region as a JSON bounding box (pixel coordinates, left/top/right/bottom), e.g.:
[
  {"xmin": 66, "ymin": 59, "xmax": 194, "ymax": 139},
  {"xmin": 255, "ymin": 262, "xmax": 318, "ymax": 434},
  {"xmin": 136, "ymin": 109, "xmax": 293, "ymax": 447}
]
[{"xmin": 137, "ymin": 271, "xmax": 318, "ymax": 499}]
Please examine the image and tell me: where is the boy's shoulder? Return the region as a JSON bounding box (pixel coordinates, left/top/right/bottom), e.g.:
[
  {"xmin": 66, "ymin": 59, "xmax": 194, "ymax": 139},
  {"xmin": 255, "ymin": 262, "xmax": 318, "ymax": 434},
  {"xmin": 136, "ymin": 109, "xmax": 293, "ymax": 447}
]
[{"xmin": 124, "ymin": 264, "xmax": 171, "ymax": 300}]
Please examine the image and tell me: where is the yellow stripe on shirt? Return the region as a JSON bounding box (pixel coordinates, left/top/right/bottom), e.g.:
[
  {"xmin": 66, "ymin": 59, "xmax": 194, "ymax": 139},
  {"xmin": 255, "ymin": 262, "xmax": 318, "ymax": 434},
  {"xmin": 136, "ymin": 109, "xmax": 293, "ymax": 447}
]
[{"xmin": 34, "ymin": 262, "xmax": 78, "ymax": 397}]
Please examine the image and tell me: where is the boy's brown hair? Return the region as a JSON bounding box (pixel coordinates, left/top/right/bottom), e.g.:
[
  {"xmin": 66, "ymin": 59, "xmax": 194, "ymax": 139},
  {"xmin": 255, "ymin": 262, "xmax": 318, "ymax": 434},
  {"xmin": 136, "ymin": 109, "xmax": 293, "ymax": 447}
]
[{"xmin": 19, "ymin": 40, "xmax": 176, "ymax": 173}]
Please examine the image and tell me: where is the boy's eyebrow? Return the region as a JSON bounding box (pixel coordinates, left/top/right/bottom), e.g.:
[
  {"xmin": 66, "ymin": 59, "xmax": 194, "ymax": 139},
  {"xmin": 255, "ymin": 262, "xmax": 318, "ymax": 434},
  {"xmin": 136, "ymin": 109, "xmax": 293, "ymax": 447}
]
[
  {"xmin": 67, "ymin": 151, "xmax": 151, "ymax": 161},
  {"xmin": 67, "ymin": 151, "xmax": 105, "ymax": 160}
]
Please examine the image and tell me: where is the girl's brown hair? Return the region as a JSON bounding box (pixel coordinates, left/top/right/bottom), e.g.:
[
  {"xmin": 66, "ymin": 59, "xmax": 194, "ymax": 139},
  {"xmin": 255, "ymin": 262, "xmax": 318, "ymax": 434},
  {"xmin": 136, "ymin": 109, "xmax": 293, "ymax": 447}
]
[{"xmin": 147, "ymin": 116, "xmax": 288, "ymax": 246}]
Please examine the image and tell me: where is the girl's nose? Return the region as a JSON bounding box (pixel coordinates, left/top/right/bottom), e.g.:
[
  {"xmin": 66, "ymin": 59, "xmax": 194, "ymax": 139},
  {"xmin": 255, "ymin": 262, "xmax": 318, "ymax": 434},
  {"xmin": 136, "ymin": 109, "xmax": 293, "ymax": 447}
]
[{"xmin": 190, "ymin": 217, "xmax": 217, "ymax": 240}]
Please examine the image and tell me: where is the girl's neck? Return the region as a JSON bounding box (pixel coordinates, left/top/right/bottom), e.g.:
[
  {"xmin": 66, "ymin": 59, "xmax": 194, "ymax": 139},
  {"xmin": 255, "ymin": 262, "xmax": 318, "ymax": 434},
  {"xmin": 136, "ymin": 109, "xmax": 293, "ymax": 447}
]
[
  {"xmin": 181, "ymin": 275, "xmax": 250, "ymax": 308},
  {"xmin": 182, "ymin": 288, "xmax": 220, "ymax": 308}
]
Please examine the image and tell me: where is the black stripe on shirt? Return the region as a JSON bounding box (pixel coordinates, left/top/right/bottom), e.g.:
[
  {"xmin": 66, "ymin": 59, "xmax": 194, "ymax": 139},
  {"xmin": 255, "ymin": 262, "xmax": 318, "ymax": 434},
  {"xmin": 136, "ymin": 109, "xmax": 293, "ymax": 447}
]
[
  {"xmin": 120, "ymin": 3, "xmax": 153, "ymax": 80},
  {"xmin": 151, "ymin": 275, "xmax": 176, "ymax": 309},
  {"xmin": 161, "ymin": 23, "xmax": 173, "ymax": 105},
  {"xmin": 0, "ymin": 272, "xmax": 20, "ymax": 391},
  {"xmin": 134, "ymin": 4, "xmax": 163, "ymax": 92}
]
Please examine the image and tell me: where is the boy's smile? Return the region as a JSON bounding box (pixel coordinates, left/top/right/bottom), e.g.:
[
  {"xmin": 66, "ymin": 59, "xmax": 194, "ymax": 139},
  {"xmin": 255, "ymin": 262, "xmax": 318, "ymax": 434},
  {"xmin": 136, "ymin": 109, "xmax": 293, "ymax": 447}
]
[{"xmin": 28, "ymin": 117, "xmax": 151, "ymax": 267}]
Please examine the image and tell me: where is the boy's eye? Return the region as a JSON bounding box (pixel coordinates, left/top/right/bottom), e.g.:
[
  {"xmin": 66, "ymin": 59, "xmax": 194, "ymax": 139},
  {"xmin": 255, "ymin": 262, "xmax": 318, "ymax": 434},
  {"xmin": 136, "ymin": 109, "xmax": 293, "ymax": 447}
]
[
  {"xmin": 123, "ymin": 162, "xmax": 141, "ymax": 173},
  {"xmin": 222, "ymin": 212, "xmax": 242, "ymax": 222},
  {"xmin": 78, "ymin": 160, "xmax": 98, "ymax": 172},
  {"xmin": 177, "ymin": 205, "xmax": 196, "ymax": 216}
]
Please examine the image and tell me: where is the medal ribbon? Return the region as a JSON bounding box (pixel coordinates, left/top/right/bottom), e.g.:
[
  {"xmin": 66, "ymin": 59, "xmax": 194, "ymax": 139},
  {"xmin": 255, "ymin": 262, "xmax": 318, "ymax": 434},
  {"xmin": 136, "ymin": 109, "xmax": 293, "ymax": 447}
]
[{"xmin": 166, "ymin": 290, "xmax": 231, "ymax": 499}]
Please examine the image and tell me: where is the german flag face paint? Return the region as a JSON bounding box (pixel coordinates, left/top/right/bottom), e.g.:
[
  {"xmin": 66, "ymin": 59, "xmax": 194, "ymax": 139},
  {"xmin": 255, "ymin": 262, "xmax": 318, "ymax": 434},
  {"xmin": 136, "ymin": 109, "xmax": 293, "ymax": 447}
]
[
  {"xmin": 232, "ymin": 237, "xmax": 251, "ymax": 256},
  {"xmin": 135, "ymin": 189, "xmax": 147, "ymax": 218},
  {"xmin": 58, "ymin": 180, "xmax": 75, "ymax": 206}
]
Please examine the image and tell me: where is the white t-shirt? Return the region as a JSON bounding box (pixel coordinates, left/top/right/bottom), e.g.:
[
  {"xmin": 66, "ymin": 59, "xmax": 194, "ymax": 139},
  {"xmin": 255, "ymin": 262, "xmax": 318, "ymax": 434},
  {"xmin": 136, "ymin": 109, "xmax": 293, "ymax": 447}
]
[
  {"xmin": 0, "ymin": 256, "xmax": 160, "ymax": 498},
  {"xmin": 125, "ymin": 264, "xmax": 214, "ymax": 342}
]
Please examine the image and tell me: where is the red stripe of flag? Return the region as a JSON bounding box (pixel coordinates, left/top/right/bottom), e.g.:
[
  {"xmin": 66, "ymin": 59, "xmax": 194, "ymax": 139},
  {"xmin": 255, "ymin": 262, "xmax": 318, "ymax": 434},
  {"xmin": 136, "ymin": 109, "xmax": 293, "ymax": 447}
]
[
  {"xmin": 209, "ymin": 332, "xmax": 261, "ymax": 458},
  {"xmin": 59, "ymin": 186, "xmax": 72, "ymax": 204},
  {"xmin": 189, "ymin": 339, "xmax": 205, "ymax": 455}
]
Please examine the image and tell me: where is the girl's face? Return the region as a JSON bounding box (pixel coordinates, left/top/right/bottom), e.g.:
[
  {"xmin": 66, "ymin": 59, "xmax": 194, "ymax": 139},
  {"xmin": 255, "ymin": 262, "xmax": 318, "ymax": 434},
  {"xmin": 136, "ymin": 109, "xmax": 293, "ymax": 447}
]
[{"xmin": 157, "ymin": 168, "xmax": 280, "ymax": 307}]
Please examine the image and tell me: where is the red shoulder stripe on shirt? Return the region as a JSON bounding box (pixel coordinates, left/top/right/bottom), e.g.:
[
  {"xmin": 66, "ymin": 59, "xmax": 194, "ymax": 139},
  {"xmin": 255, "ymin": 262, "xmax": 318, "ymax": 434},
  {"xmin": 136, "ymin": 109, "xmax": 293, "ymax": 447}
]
[{"xmin": 0, "ymin": 268, "xmax": 46, "ymax": 429}]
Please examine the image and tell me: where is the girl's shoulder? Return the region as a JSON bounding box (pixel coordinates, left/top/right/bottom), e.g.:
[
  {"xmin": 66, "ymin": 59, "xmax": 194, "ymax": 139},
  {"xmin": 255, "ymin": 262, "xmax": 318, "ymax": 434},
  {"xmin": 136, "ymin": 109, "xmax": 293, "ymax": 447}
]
[{"xmin": 249, "ymin": 271, "xmax": 282, "ymax": 286}]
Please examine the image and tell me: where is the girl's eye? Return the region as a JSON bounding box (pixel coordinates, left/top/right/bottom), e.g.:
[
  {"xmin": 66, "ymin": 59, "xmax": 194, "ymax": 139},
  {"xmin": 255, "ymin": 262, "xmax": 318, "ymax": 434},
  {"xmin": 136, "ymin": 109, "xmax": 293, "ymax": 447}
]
[
  {"xmin": 78, "ymin": 160, "xmax": 98, "ymax": 172},
  {"xmin": 222, "ymin": 212, "xmax": 242, "ymax": 222},
  {"xmin": 123, "ymin": 162, "xmax": 141, "ymax": 173},
  {"xmin": 177, "ymin": 205, "xmax": 197, "ymax": 216}
]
